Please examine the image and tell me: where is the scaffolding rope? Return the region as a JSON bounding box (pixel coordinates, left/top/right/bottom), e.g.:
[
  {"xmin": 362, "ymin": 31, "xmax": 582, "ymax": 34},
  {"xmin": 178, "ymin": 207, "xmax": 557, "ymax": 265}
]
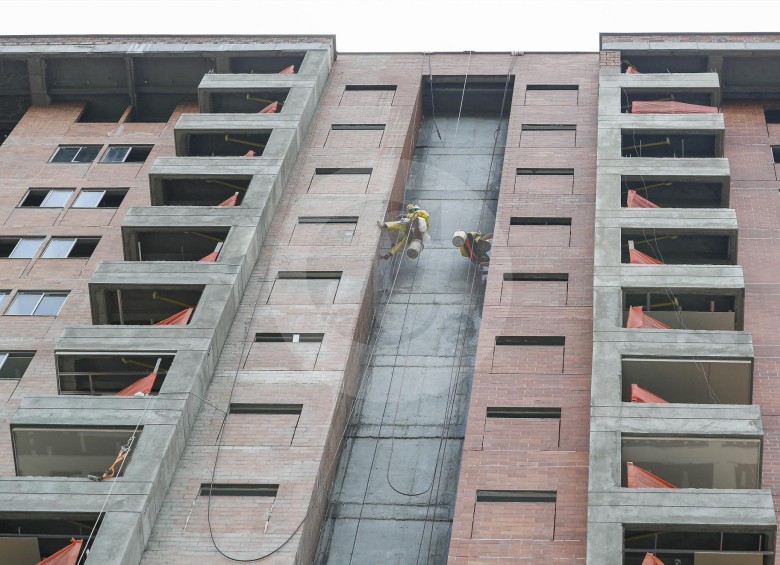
[{"xmin": 76, "ymin": 392, "xmax": 154, "ymax": 565}]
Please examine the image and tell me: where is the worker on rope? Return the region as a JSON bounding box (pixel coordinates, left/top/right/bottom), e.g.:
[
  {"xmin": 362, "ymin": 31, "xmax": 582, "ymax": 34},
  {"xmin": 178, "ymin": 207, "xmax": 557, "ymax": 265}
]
[
  {"xmin": 377, "ymin": 203, "xmax": 431, "ymax": 259},
  {"xmin": 452, "ymin": 230, "xmax": 493, "ymax": 267}
]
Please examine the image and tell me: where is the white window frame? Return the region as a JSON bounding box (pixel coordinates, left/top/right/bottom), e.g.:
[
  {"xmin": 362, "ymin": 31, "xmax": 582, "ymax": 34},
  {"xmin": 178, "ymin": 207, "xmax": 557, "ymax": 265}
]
[
  {"xmin": 41, "ymin": 238, "xmax": 78, "ymax": 259},
  {"xmin": 101, "ymin": 146, "xmax": 132, "ymax": 163},
  {"xmin": 72, "ymin": 189, "xmax": 106, "ymax": 208}
]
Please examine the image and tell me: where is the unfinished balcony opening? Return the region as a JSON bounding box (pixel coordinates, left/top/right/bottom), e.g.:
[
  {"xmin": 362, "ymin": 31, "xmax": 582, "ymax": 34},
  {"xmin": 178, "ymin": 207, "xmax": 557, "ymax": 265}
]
[
  {"xmin": 624, "ymin": 528, "xmax": 773, "ymax": 565},
  {"xmin": 152, "ymin": 176, "xmax": 251, "ymax": 206},
  {"xmin": 0, "ymin": 513, "xmax": 100, "ymax": 564},
  {"xmin": 131, "ymin": 56, "xmax": 213, "ymax": 122},
  {"xmin": 93, "ymin": 286, "xmax": 203, "ymax": 326},
  {"xmin": 620, "ymin": 54, "xmax": 709, "ymax": 74},
  {"xmin": 182, "ymin": 131, "xmax": 271, "ymax": 157},
  {"xmin": 229, "ymin": 52, "xmax": 305, "ymax": 74},
  {"xmin": 623, "ymin": 290, "xmax": 742, "ymax": 331},
  {"xmin": 622, "ymin": 357, "xmax": 753, "ymax": 405},
  {"xmin": 622, "ymin": 131, "xmax": 722, "ymax": 158},
  {"xmin": 622, "ymin": 436, "xmax": 761, "ymax": 490},
  {"xmin": 45, "ymin": 57, "xmax": 130, "ymax": 122},
  {"xmin": 209, "ymin": 88, "xmax": 289, "ymax": 113},
  {"xmin": 621, "ymin": 230, "xmax": 735, "ymax": 265},
  {"xmin": 56, "ymin": 352, "xmax": 174, "ymax": 395},
  {"xmin": 621, "ymin": 89, "xmax": 717, "ymax": 114},
  {"xmin": 12, "ymin": 425, "xmax": 140, "ymax": 478},
  {"xmin": 621, "ymin": 177, "xmax": 728, "ymax": 208},
  {"xmin": 125, "ymin": 228, "xmax": 230, "ymax": 261}
]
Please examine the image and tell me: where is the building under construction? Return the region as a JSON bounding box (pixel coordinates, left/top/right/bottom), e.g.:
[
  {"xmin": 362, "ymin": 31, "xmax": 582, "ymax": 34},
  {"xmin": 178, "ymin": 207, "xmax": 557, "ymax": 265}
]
[{"xmin": 0, "ymin": 33, "xmax": 777, "ymax": 564}]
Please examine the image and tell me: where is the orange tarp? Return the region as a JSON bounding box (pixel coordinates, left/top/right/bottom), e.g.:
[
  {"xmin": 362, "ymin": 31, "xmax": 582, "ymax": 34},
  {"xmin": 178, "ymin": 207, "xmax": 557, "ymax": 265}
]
[
  {"xmin": 243, "ymin": 149, "xmax": 255, "ymax": 157},
  {"xmin": 642, "ymin": 554, "xmax": 666, "ymax": 565},
  {"xmin": 260, "ymin": 101, "xmax": 279, "ymax": 114},
  {"xmin": 199, "ymin": 251, "xmax": 219, "ymax": 262},
  {"xmin": 627, "ymin": 462, "xmax": 676, "ymax": 489},
  {"xmin": 627, "ymin": 189, "xmax": 660, "ymax": 208},
  {"xmin": 626, "ymin": 65, "xmax": 641, "ymax": 74},
  {"xmin": 38, "ymin": 538, "xmax": 82, "ymax": 565},
  {"xmin": 278, "ymin": 65, "xmax": 295, "ymax": 74},
  {"xmin": 117, "ymin": 372, "xmax": 157, "ymax": 396},
  {"xmin": 627, "ymin": 306, "xmax": 671, "ymax": 329},
  {"xmin": 632, "ymin": 100, "xmax": 718, "ymax": 114},
  {"xmin": 154, "ymin": 307, "xmax": 193, "ymax": 326},
  {"xmin": 629, "ymin": 248, "xmax": 664, "ymax": 265},
  {"xmin": 217, "ymin": 192, "xmax": 238, "ymax": 207},
  {"xmin": 631, "ymin": 383, "xmax": 668, "ymax": 404}
]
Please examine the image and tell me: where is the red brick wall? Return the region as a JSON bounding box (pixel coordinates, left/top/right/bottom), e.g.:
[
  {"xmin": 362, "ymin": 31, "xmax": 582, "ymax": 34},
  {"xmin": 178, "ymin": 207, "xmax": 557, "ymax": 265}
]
[
  {"xmin": 0, "ymin": 101, "xmax": 188, "ymax": 476},
  {"xmin": 723, "ymin": 99, "xmax": 780, "ymax": 554},
  {"xmin": 449, "ymin": 53, "xmax": 597, "ymax": 563}
]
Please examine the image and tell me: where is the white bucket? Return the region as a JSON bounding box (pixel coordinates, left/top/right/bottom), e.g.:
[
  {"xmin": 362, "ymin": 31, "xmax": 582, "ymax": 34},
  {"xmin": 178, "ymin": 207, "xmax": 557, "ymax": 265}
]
[
  {"xmin": 452, "ymin": 230, "xmax": 466, "ymax": 248},
  {"xmin": 407, "ymin": 239, "xmax": 424, "ymax": 258}
]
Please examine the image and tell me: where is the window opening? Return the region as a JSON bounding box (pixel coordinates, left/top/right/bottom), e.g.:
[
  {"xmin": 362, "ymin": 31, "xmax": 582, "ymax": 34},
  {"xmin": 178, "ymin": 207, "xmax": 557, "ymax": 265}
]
[
  {"xmin": 50, "ymin": 146, "xmax": 101, "ymax": 163},
  {"xmin": 510, "ymin": 217, "xmax": 571, "ymax": 226},
  {"xmin": 72, "ymin": 188, "xmax": 127, "ymax": 208},
  {"xmin": 19, "ymin": 189, "xmax": 74, "ymax": 208},
  {"xmin": 503, "ymin": 273, "xmax": 569, "ymax": 281},
  {"xmin": 516, "ymin": 168, "xmax": 574, "ymax": 176},
  {"xmin": 765, "ymin": 108, "xmax": 780, "ymax": 124},
  {"xmin": 41, "ymin": 238, "xmax": 99, "ymax": 259},
  {"xmin": 314, "ymin": 167, "xmax": 373, "ymax": 175},
  {"xmin": 199, "ymin": 484, "xmax": 278, "ymax": 497},
  {"xmin": 255, "ymin": 333, "xmax": 324, "ymax": 343},
  {"xmin": 495, "ymin": 336, "xmax": 565, "ymax": 346},
  {"xmin": 229, "ymin": 403, "xmax": 303, "ymax": 415},
  {"xmin": 100, "ymin": 145, "xmax": 152, "ymax": 163},
  {"xmin": 331, "ymin": 124, "xmax": 385, "ymax": 131},
  {"xmin": 486, "ymin": 407, "xmax": 561, "ymax": 418},
  {"xmin": 476, "ymin": 490, "xmax": 556, "ymax": 503},
  {"xmin": 0, "ymin": 237, "xmax": 44, "ymax": 259},
  {"xmin": 5, "ymin": 292, "xmax": 67, "ymax": 316},
  {"xmin": 521, "ymin": 124, "xmax": 576, "ymax": 131},
  {"xmin": 0, "ymin": 352, "xmax": 34, "ymax": 379}
]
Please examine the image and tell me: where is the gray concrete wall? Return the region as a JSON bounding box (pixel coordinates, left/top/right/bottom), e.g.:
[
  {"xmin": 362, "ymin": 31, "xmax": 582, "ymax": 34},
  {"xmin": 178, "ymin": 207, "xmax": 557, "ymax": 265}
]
[{"xmin": 587, "ymin": 65, "xmax": 776, "ymax": 563}]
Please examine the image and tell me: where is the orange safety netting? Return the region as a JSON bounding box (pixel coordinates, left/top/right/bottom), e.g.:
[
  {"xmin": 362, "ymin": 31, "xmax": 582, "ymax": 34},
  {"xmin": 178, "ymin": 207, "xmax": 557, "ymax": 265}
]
[
  {"xmin": 278, "ymin": 65, "xmax": 295, "ymax": 74},
  {"xmin": 627, "ymin": 189, "xmax": 660, "ymax": 209},
  {"xmin": 243, "ymin": 149, "xmax": 255, "ymax": 157},
  {"xmin": 260, "ymin": 101, "xmax": 279, "ymax": 114},
  {"xmin": 632, "ymin": 100, "xmax": 718, "ymax": 114},
  {"xmin": 629, "ymin": 248, "xmax": 664, "ymax": 265},
  {"xmin": 625, "ymin": 65, "xmax": 641, "ymax": 74},
  {"xmin": 627, "ymin": 462, "xmax": 676, "ymax": 489},
  {"xmin": 153, "ymin": 307, "xmax": 193, "ymax": 326},
  {"xmin": 217, "ymin": 192, "xmax": 239, "ymax": 207},
  {"xmin": 642, "ymin": 553, "xmax": 666, "ymax": 565},
  {"xmin": 117, "ymin": 372, "xmax": 157, "ymax": 396},
  {"xmin": 38, "ymin": 538, "xmax": 82, "ymax": 565},
  {"xmin": 631, "ymin": 383, "xmax": 668, "ymax": 404},
  {"xmin": 100, "ymin": 446, "xmax": 129, "ymax": 480},
  {"xmin": 627, "ymin": 306, "xmax": 671, "ymax": 329}
]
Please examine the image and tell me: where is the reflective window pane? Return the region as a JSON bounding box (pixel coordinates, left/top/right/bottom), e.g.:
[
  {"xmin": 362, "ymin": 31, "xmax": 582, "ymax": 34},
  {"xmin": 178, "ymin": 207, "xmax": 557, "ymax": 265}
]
[
  {"xmin": 74, "ymin": 146, "xmax": 100, "ymax": 163},
  {"xmin": 0, "ymin": 292, "xmax": 7, "ymax": 308},
  {"xmin": 35, "ymin": 294, "xmax": 67, "ymax": 316},
  {"xmin": 72, "ymin": 190, "xmax": 105, "ymax": 208},
  {"xmin": 41, "ymin": 189, "xmax": 74, "ymax": 208},
  {"xmin": 51, "ymin": 147, "xmax": 79, "ymax": 162},
  {"xmin": 5, "ymin": 293, "xmax": 42, "ymax": 315},
  {"xmin": 0, "ymin": 352, "xmax": 34, "ymax": 379},
  {"xmin": 9, "ymin": 238, "xmax": 44, "ymax": 258},
  {"xmin": 41, "ymin": 238, "xmax": 76, "ymax": 259},
  {"xmin": 101, "ymin": 146, "xmax": 131, "ymax": 163}
]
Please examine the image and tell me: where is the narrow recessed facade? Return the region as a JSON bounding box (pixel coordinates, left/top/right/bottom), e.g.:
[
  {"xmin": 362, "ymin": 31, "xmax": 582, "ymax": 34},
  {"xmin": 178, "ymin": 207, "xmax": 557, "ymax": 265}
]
[{"xmin": 0, "ymin": 33, "xmax": 777, "ymax": 565}]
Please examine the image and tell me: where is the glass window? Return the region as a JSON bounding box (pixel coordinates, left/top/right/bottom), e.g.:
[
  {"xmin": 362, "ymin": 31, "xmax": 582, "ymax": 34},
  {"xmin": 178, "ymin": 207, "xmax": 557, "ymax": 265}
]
[
  {"xmin": 36, "ymin": 294, "xmax": 68, "ymax": 316},
  {"xmin": 19, "ymin": 189, "xmax": 74, "ymax": 208},
  {"xmin": 101, "ymin": 146, "xmax": 131, "ymax": 163},
  {"xmin": 5, "ymin": 292, "xmax": 67, "ymax": 316},
  {"xmin": 0, "ymin": 291, "xmax": 8, "ymax": 308},
  {"xmin": 50, "ymin": 145, "xmax": 100, "ymax": 163},
  {"xmin": 0, "ymin": 352, "xmax": 34, "ymax": 379},
  {"xmin": 8, "ymin": 237, "xmax": 44, "ymax": 259},
  {"xmin": 41, "ymin": 238, "xmax": 76, "ymax": 259},
  {"xmin": 6, "ymin": 293, "xmax": 42, "ymax": 315},
  {"xmin": 72, "ymin": 190, "xmax": 105, "ymax": 208}
]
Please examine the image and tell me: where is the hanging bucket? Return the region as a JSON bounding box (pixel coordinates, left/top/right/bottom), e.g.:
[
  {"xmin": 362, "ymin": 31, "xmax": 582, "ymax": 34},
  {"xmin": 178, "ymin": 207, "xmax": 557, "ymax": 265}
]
[
  {"xmin": 407, "ymin": 239, "xmax": 424, "ymax": 258},
  {"xmin": 452, "ymin": 230, "xmax": 466, "ymax": 248}
]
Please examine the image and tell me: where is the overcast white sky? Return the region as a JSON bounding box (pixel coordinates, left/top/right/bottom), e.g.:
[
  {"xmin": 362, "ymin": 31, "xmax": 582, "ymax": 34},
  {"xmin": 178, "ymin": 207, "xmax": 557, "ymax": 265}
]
[{"xmin": 0, "ymin": 0, "xmax": 775, "ymax": 52}]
